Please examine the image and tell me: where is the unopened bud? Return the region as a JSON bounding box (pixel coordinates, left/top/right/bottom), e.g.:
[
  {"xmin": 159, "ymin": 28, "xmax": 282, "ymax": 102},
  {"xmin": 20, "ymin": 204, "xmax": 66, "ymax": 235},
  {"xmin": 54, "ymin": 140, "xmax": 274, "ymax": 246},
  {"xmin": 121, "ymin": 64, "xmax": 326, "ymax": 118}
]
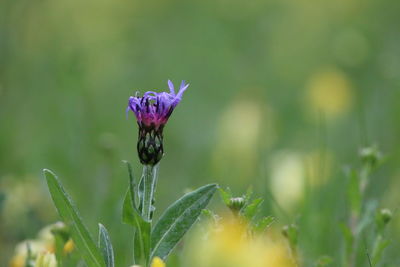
[
  {"xmin": 228, "ymin": 197, "xmax": 246, "ymax": 213},
  {"xmin": 137, "ymin": 126, "xmax": 164, "ymax": 166},
  {"xmin": 359, "ymin": 146, "xmax": 382, "ymax": 169},
  {"xmin": 377, "ymin": 208, "xmax": 392, "ymax": 226}
]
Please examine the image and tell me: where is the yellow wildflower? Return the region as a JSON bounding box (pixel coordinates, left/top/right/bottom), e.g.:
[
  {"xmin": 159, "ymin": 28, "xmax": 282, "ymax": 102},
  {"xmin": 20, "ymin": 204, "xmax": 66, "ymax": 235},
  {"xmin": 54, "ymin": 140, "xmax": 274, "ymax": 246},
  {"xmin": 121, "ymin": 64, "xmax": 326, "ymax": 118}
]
[
  {"xmin": 306, "ymin": 68, "xmax": 353, "ymax": 118},
  {"xmin": 35, "ymin": 252, "xmax": 57, "ymax": 267},
  {"xmin": 183, "ymin": 219, "xmax": 296, "ymax": 267},
  {"xmin": 63, "ymin": 239, "xmax": 74, "ymax": 254},
  {"xmin": 150, "ymin": 257, "xmax": 166, "ymax": 267}
]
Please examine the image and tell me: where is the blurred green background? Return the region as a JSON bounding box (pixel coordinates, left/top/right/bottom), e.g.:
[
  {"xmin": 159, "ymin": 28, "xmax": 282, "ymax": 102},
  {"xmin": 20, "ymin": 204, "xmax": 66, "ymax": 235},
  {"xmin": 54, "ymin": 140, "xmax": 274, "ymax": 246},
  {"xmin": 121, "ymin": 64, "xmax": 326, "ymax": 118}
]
[{"xmin": 1, "ymin": 0, "xmax": 399, "ymax": 266}]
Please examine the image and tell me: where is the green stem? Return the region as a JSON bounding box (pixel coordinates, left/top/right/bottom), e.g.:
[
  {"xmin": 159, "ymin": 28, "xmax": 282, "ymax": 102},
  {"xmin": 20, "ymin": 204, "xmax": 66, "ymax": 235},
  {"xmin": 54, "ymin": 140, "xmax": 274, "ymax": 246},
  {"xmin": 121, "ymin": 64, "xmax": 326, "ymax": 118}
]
[{"xmin": 141, "ymin": 164, "xmax": 159, "ymax": 221}]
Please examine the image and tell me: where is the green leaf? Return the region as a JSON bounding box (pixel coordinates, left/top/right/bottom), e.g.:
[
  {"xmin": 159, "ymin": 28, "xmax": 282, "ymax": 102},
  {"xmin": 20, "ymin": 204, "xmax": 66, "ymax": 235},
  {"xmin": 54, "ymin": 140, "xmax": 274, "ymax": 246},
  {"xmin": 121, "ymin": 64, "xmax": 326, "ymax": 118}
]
[
  {"xmin": 122, "ymin": 160, "xmax": 137, "ymax": 210},
  {"xmin": 372, "ymin": 236, "xmax": 391, "ymax": 266},
  {"xmin": 244, "ymin": 186, "xmax": 253, "ymax": 202},
  {"xmin": 242, "ymin": 197, "xmax": 263, "ymax": 221},
  {"xmin": 151, "ymin": 184, "xmax": 218, "ymax": 260},
  {"xmin": 253, "ymin": 216, "xmax": 275, "ymax": 233},
  {"xmin": 347, "ymin": 169, "xmax": 361, "ymax": 216},
  {"xmin": 122, "ymin": 163, "xmax": 153, "ymax": 266},
  {"xmin": 218, "ymin": 187, "xmax": 232, "ymax": 206},
  {"xmin": 339, "ymin": 223, "xmax": 354, "ymax": 256},
  {"xmin": 43, "ymin": 169, "xmax": 105, "ymax": 267},
  {"xmin": 122, "ymin": 189, "xmax": 151, "ymax": 266},
  {"xmin": 98, "ymin": 224, "xmax": 115, "ymax": 267}
]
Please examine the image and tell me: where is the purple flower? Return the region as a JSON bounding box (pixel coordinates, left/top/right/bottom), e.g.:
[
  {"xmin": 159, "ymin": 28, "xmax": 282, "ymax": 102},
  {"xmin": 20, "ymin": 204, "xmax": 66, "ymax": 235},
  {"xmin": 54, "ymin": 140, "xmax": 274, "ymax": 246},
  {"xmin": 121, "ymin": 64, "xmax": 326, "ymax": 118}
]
[
  {"xmin": 127, "ymin": 80, "xmax": 189, "ymax": 165},
  {"xmin": 127, "ymin": 80, "xmax": 189, "ymax": 130}
]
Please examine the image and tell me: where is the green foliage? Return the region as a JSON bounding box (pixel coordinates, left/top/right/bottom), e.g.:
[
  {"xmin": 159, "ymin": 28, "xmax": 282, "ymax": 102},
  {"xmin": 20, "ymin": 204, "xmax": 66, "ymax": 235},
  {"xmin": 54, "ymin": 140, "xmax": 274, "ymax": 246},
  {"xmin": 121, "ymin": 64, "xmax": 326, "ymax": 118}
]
[
  {"xmin": 340, "ymin": 146, "xmax": 394, "ymax": 267},
  {"xmin": 314, "ymin": 255, "xmax": 333, "ymax": 267},
  {"xmin": 340, "ymin": 223, "xmax": 354, "ymax": 258},
  {"xmin": 44, "ymin": 169, "xmax": 105, "ymax": 267},
  {"xmin": 218, "ymin": 187, "xmax": 232, "ymax": 206},
  {"xmin": 151, "ymin": 184, "xmax": 218, "ymax": 260},
  {"xmin": 242, "ymin": 197, "xmax": 263, "ymax": 221},
  {"xmin": 121, "ymin": 162, "xmax": 218, "ymax": 266},
  {"xmin": 371, "ymin": 236, "xmax": 390, "ymax": 266},
  {"xmin": 371, "ymin": 208, "xmax": 393, "ymax": 266},
  {"xmin": 122, "ymin": 189, "xmax": 151, "ymax": 266},
  {"xmin": 51, "ymin": 223, "xmax": 71, "ymax": 266},
  {"xmin": 282, "ymin": 224, "xmax": 299, "ymax": 248},
  {"xmin": 253, "ymin": 216, "xmax": 275, "ymax": 233},
  {"xmin": 98, "ymin": 224, "xmax": 115, "ymax": 267},
  {"xmin": 2, "ymin": 0, "xmax": 400, "ymax": 265},
  {"xmin": 347, "ymin": 169, "xmax": 362, "ymax": 216},
  {"xmin": 219, "ymin": 187, "xmax": 275, "ymax": 234}
]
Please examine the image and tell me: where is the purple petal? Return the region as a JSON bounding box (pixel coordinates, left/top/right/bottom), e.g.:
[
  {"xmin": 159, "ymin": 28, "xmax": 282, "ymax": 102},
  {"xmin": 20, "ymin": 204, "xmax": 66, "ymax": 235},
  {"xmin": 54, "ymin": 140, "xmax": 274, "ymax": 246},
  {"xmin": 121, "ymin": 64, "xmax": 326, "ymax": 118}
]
[
  {"xmin": 126, "ymin": 105, "xmax": 131, "ymax": 119},
  {"xmin": 180, "ymin": 80, "xmax": 186, "ymax": 90},
  {"xmin": 127, "ymin": 96, "xmax": 136, "ymax": 118},
  {"xmin": 176, "ymin": 81, "xmax": 189, "ymax": 99},
  {"xmin": 168, "ymin": 80, "xmax": 175, "ymax": 95}
]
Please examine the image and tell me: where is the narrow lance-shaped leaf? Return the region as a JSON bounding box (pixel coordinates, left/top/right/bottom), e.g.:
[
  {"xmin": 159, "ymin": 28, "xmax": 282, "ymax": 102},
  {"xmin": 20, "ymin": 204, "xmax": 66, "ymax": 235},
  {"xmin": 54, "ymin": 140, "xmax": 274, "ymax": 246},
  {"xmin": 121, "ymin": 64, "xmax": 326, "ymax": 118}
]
[
  {"xmin": 43, "ymin": 169, "xmax": 105, "ymax": 267},
  {"xmin": 151, "ymin": 183, "xmax": 218, "ymax": 260},
  {"xmin": 98, "ymin": 224, "xmax": 115, "ymax": 267}
]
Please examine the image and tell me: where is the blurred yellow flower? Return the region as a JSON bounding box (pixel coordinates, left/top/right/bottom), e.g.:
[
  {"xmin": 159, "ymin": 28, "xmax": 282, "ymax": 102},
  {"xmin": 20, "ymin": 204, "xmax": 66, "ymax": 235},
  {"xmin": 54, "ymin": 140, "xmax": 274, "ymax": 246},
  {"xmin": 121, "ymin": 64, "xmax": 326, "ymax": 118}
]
[
  {"xmin": 269, "ymin": 151, "xmax": 305, "ymax": 210},
  {"xmin": 1, "ymin": 175, "xmax": 54, "ymax": 227},
  {"xmin": 151, "ymin": 257, "xmax": 166, "ymax": 267},
  {"xmin": 35, "ymin": 252, "xmax": 57, "ymax": 267},
  {"xmin": 9, "ymin": 222, "xmax": 73, "ymax": 267},
  {"xmin": 183, "ymin": 219, "xmax": 295, "ymax": 267},
  {"xmin": 306, "ymin": 68, "xmax": 353, "ymax": 118},
  {"xmin": 212, "ymin": 97, "xmax": 276, "ymax": 185},
  {"xmin": 63, "ymin": 239, "xmax": 75, "ymax": 254},
  {"xmin": 269, "ymin": 149, "xmax": 334, "ymax": 210}
]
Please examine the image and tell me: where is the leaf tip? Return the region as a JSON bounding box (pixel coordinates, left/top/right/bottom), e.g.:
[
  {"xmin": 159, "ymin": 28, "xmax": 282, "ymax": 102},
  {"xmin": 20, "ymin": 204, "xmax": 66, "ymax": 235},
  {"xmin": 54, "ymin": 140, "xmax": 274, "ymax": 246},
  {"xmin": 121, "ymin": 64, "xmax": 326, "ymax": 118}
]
[{"xmin": 43, "ymin": 168, "xmax": 57, "ymax": 178}]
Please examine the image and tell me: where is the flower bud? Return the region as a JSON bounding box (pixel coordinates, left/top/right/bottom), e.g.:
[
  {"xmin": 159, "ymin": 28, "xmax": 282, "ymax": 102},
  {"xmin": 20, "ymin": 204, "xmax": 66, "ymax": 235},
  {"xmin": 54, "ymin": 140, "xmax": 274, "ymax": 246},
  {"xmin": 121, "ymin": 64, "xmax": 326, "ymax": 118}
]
[
  {"xmin": 376, "ymin": 208, "xmax": 392, "ymax": 231},
  {"xmin": 359, "ymin": 146, "xmax": 382, "ymax": 169},
  {"xmin": 228, "ymin": 197, "xmax": 246, "ymax": 213},
  {"xmin": 380, "ymin": 208, "xmax": 392, "ymax": 224},
  {"xmin": 137, "ymin": 126, "xmax": 164, "ymax": 165}
]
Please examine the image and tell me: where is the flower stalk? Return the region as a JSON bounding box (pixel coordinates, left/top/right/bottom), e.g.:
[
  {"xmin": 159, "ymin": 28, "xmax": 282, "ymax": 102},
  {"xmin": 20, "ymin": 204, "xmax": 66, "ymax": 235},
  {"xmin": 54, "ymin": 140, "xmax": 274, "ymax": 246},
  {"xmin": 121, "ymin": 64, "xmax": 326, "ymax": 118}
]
[{"xmin": 141, "ymin": 164, "xmax": 159, "ymax": 221}]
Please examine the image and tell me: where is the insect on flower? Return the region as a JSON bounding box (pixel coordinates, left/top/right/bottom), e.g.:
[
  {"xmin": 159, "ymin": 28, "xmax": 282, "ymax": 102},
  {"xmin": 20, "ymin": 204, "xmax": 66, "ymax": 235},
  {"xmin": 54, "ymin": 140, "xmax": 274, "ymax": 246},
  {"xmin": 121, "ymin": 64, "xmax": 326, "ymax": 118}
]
[{"xmin": 127, "ymin": 80, "xmax": 189, "ymax": 165}]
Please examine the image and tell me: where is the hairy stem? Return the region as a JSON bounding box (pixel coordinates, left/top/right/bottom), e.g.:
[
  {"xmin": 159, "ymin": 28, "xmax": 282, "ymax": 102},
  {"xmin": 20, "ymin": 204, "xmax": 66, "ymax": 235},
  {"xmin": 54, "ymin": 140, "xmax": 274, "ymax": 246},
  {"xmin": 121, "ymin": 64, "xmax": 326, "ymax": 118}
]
[{"xmin": 141, "ymin": 164, "xmax": 159, "ymax": 221}]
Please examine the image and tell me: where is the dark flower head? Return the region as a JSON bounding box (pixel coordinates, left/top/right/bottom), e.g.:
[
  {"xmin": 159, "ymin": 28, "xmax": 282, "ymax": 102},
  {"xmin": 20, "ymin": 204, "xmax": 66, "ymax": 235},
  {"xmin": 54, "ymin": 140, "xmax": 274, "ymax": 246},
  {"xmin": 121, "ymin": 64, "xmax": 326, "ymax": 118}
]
[{"xmin": 127, "ymin": 80, "xmax": 189, "ymax": 165}]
